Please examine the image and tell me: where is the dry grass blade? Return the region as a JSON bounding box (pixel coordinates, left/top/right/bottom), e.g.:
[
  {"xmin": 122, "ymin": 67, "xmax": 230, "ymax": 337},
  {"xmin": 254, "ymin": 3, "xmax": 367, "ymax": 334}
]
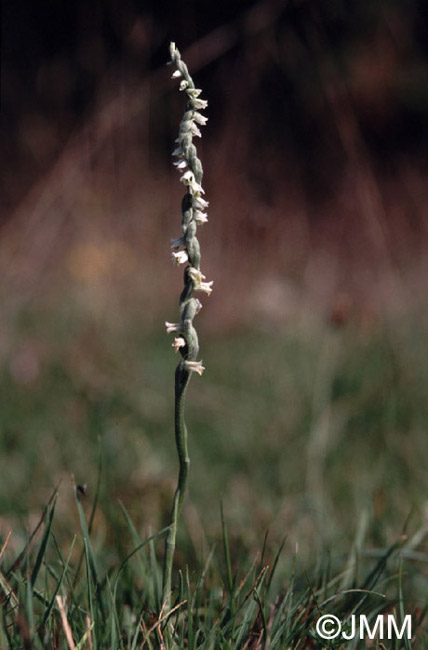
[
  {"xmin": 0, "ymin": 531, "xmax": 11, "ymax": 562},
  {"xmin": 56, "ymin": 595, "xmax": 76, "ymax": 650},
  {"xmin": 0, "ymin": 568, "xmax": 19, "ymax": 611},
  {"xmin": 141, "ymin": 599, "xmax": 187, "ymax": 647},
  {"xmin": 85, "ymin": 615, "xmax": 93, "ymax": 650}
]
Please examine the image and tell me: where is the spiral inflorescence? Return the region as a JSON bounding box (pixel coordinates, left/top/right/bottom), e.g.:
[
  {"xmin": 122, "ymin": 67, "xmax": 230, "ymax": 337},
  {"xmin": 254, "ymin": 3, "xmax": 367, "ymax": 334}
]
[{"xmin": 166, "ymin": 42, "xmax": 212, "ymax": 380}]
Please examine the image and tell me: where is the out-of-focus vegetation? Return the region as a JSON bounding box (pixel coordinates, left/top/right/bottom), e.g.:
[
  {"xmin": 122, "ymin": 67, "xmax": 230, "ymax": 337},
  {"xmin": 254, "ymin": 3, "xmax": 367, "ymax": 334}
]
[{"xmin": 1, "ymin": 298, "xmax": 428, "ymax": 565}]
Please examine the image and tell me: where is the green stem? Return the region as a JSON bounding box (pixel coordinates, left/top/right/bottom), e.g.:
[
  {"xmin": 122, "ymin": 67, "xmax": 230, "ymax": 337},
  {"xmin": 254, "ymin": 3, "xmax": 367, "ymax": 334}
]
[{"xmin": 162, "ymin": 364, "xmax": 191, "ymax": 606}]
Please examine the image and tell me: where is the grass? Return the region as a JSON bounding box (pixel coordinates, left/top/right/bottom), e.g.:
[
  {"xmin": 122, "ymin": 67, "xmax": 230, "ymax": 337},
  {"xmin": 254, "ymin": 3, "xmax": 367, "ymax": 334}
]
[
  {"xmin": 1, "ymin": 297, "xmax": 428, "ymax": 646},
  {"xmin": 0, "ymin": 486, "xmax": 427, "ymax": 648}
]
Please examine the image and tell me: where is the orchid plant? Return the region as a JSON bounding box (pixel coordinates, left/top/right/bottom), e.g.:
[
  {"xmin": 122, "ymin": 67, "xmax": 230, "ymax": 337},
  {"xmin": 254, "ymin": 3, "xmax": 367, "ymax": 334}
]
[{"xmin": 162, "ymin": 42, "xmax": 211, "ymax": 606}]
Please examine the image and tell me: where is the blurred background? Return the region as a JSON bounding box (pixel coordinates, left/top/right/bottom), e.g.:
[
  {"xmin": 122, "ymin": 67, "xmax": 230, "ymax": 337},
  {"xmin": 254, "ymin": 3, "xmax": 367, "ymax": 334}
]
[{"xmin": 2, "ymin": 0, "xmax": 428, "ymax": 571}]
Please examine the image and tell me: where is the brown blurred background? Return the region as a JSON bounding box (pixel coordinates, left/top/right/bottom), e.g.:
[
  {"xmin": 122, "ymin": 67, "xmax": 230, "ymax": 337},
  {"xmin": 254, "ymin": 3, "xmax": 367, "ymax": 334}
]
[{"xmin": 2, "ymin": 0, "xmax": 428, "ymax": 328}]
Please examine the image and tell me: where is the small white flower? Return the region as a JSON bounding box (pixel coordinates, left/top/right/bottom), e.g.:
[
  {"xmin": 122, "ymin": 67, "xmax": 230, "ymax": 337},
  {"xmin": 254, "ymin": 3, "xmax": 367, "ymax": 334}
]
[
  {"xmin": 193, "ymin": 112, "xmax": 208, "ymax": 126},
  {"xmin": 170, "ymin": 236, "xmax": 186, "ymax": 249},
  {"xmin": 179, "ymin": 80, "xmax": 189, "ymax": 91},
  {"xmin": 165, "ymin": 321, "xmax": 181, "ymax": 334},
  {"xmin": 180, "ymin": 170, "xmax": 195, "ymax": 185},
  {"xmin": 172, "ymin": 250, "xmax": 189, "ymax": 265},
  {"xmin": 184, "ymin": 360, "xmax": 205, "ymax": 376},
  {"xmin": 180, "ymin": 171, "xmax": 204, "ymax": 195},
  {"xmin": 199, "ymin": 281, "xmax": 213, "ymax": 295},
  {"xmin": 188, "ymin": 268, "xmax": 214, "ymax": 295},
  {"xmin": 194, "ymin": 211, "xmax": 208, "ymax": 225},
  {"xmin": 172, "ymin": 337, "xmax": 186, "ymax": 352},
  {"xmin": 190, "ymin": 122, "xmax": 202, "ymax": 138},
  {"xmin": 187, "ymin": 88, "xmax": 202, "ymax": 98},
  {"xmin": 193, "ymin": 196, "xmax": 209, "ymax": 210},
  {"xmin": 190, "ymin": 182, "xmax": 205, "ymax": 198},
  {"xmin": 190, "ymin": 181, "xmax": 204, "ymax": 195},
  {"xmin": 189, "ymin": 268, "xmax": 205, "ymax": 281},
  {"xmin": 192, "ymin": 98, "xmax": 208, "ymax": 110},
  {"xmin": 173, "ymin": 159, "xmax": 188, "ymax": 170},
  {"xmin": 171, "ymin": 70, "xmax": 182, "ymax": 79}
]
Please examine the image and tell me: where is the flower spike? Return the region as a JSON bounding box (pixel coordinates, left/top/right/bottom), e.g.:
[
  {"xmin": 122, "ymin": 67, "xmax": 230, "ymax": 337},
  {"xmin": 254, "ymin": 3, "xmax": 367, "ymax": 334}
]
[{"xmin": 163, "ymin": 42, "xmax": 212, "ymax": 608}]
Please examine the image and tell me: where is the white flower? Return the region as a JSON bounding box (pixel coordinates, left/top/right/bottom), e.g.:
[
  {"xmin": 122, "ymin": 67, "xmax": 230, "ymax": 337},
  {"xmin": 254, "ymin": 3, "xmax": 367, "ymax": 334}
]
[
  {"xmin": 180, "ymin": 170, "xmax": 195, "ymax": 185},
  {"xmin": 180, "ymin": 171, "xmax": 204, "ymax": 195},
  {"xmin": 173, "ymin": 159, "xmax": 187, "ymax": 170},
  {"xmin": 184, "ymin": 360, "xmax": 205, "ymax": 376},
  {"xmin": 179, "ymin": 80, "xmax": 189, "ymax": 91},
  {"xmin": 199, "ymin": 281, "xmax": 213, "ymax": 295},
  {"xmin": 190, "ymin": 181, "xmax": 204, "ymax": 195},
  {"xmin": 192, "ymin": 98, "xmax": 208, "ymax": 110},
  {"xmin": 188, "ymin": 268, "xmax": 205, "ymax": 282},
  {"xmin": 172, "ymin": 337, "xmax": 186, "ymax": 352},
  {"xmin": 188, "ymin": 268, "xmax": 214, "ymax": 295},
  {"xmin": 189, "ymin": 122, "xmax": 202, "ymax": 138},
  {"xmin": 165, "ymin": 321, "xmax": 181, "ymax": 334},
  {"xmin": 194, "ymin": 211, "xmax": 208, "ymax": 225},
  {"xmin": 171, "ymin": 70, "xmax": 182, "ymax": 79},
  {"xmin": 187, "ymin": 88, "xmax": 202, "ymax": 98},
  {"xmin": 193, "ymin": 112, "xmax": 208, "ymax": 126},
  {"xmin": 172, "ymin": 250, "xmax": 188, "ymax": 265},
  {"xmin": 170, "ymin": 236, "xmax": 186, "ymax": 249},
  {"xmin": 188, "ymin": 178, "xmax": 205, "ymax": 195},
  {"xmin": 187, "ymin": 88, "xmax": 202, "ymax": 97},
  {"xmin": 193, "ymin": 196, "xmax": 209, "ymax": 210}
]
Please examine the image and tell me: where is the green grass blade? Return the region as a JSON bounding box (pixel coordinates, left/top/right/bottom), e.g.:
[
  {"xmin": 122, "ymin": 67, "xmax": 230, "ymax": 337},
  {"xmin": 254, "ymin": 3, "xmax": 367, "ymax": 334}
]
[
  {"xmin": 40, "ymin": 536, "xmax": 77, "ymax": 627},
  {"xmin": 74, "ymin": 484, "xmax": 106, "ymax": 627},
  {"xmin": 220, "ymin": 502, "xmax": 234, "ymax": 599},
  {"xmin": 31, "ymin": 497, "xmax": 57, "ymax": 587},
  {"xmin": 7, "ymin": 485, "xmax": 59, "ymax": 577}
]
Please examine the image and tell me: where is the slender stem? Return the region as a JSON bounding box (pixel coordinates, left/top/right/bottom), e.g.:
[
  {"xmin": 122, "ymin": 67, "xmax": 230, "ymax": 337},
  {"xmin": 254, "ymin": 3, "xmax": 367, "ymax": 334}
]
[{"xmin": 162, "ymin": 366, "xmax": 191, "ymax": 604}]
